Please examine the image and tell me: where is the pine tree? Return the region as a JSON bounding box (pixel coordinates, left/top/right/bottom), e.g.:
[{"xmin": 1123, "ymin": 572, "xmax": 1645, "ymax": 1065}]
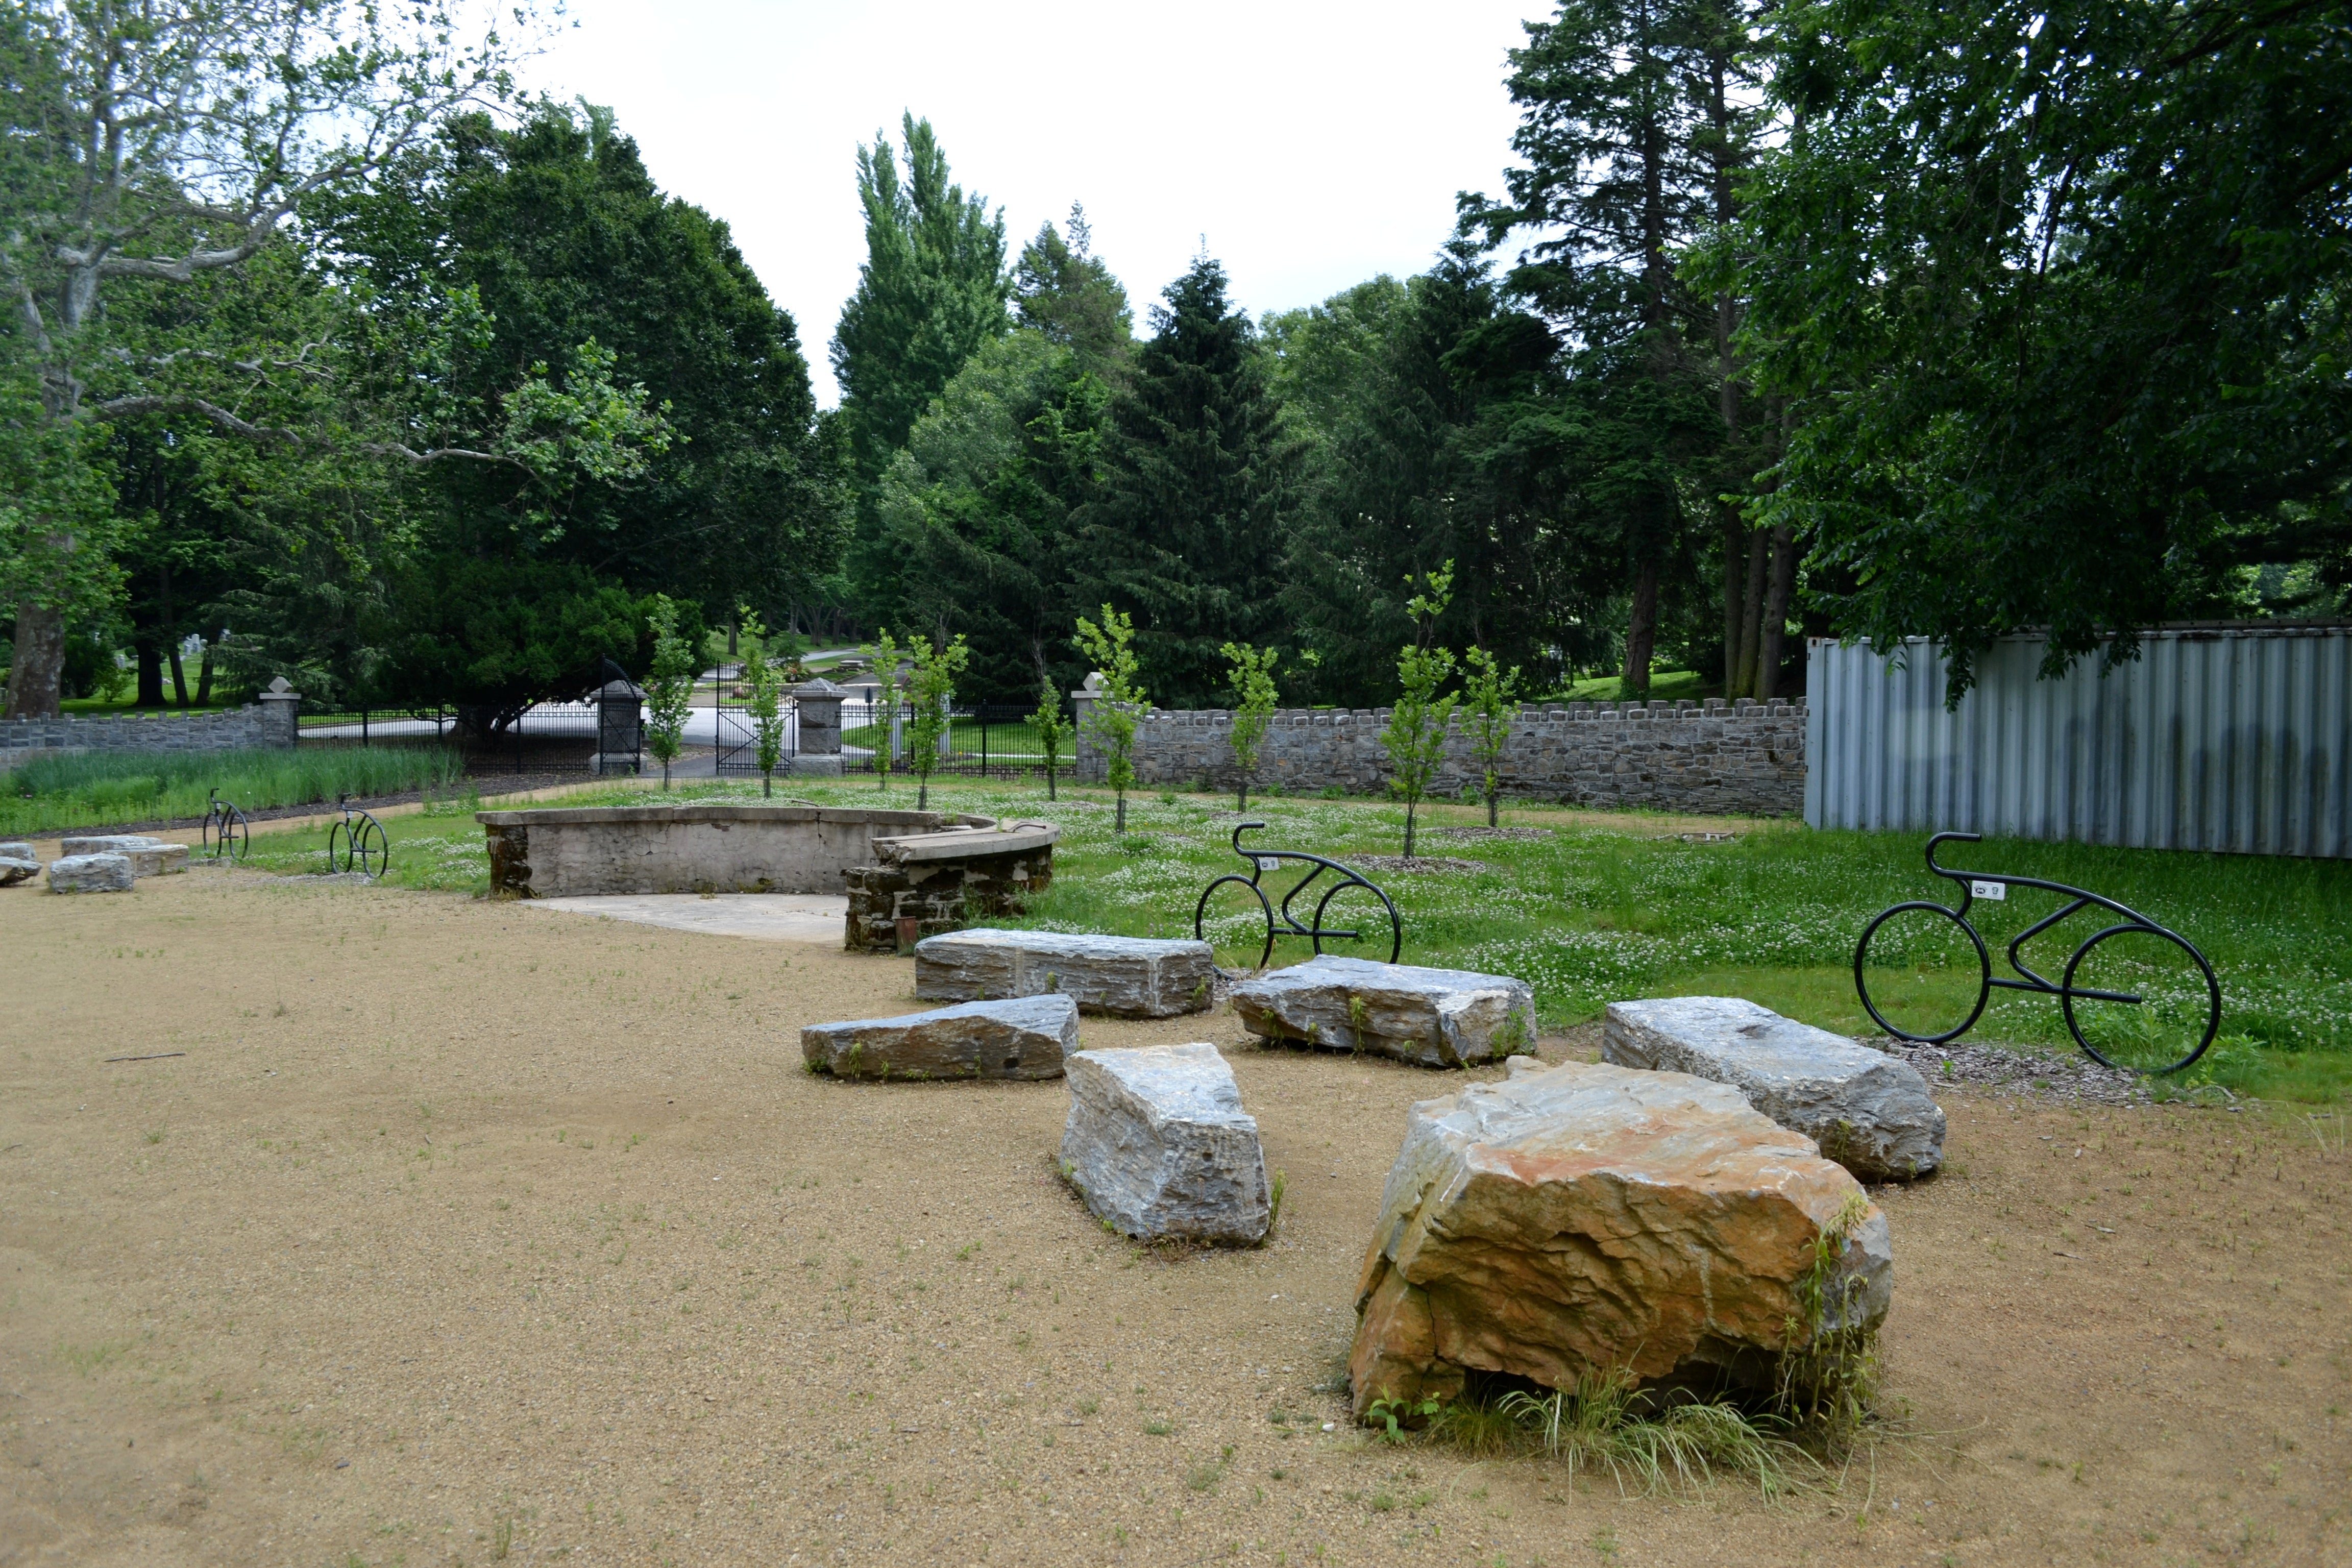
[
  {"xmin": 1076, "ymin": 256, "xmax": 1297, "ymax": 709},
  {"xmin": 1014, "ymin": 205, "xmax": 1133, "ymax": 378},
  {"xmin": 831, "ymin": 115, "xmax": 1011, "ymax": 624}
]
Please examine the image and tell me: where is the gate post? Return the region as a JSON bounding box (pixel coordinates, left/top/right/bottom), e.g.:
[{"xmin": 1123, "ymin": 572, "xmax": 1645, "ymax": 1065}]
[
  {"xmin": 789, "ymin": 677, "xmax": 847, "ymax": 777},
  {"xmin": 594, "ymin": 677, "xmax": 645, "ymax": 775}
]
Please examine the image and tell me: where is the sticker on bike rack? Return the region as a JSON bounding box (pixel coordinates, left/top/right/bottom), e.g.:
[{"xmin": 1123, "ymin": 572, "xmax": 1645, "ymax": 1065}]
[{"xmin": 1970, "ymin": 880, "xmax": 2006, "ymax": 900}]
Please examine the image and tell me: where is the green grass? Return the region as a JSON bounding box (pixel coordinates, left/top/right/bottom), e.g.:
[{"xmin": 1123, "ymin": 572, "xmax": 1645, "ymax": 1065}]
[
  {"xmin": 59, "ymin": 696, "xmax": 241, "ymax": 716},
  {"xmin": 237, "ymin": 786, "xmax": 492, "ymax": 891},
  {"xmin": 1552, "ymin": 668, "xmax": 1716, "ymax": 703},
  {"xmin": 231, "ymin": 772, "xmax": 2352, "ymax": 1102},
  {"xmin": 0, "ymin": 746, "xmax": 467, "ymax": 836}
]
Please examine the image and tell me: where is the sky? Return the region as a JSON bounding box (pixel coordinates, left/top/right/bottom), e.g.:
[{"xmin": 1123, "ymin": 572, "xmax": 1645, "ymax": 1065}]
[{"xmin": 515, "ymin": 0, "xmax": 1546, "ymax": 406}]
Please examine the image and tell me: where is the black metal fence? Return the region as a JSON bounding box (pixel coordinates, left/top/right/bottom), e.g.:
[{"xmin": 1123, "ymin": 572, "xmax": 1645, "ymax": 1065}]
[
  {"xmin": 297, "ymin": 699, "xmax": 607, "ymax": 774},
  {"xmin": 835, "ymin": 699, "xmax": 1059, "ymax": 779}
]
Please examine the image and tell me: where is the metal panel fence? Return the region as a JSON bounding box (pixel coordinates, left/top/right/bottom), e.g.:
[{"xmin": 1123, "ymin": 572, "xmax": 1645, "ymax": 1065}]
[
  {"xmin": 1805, "ymin": 624, "xmax": 2352, "ymax": 857},
  {"xmin": 832, "ymin": 699, "xmax": 1057, "ymax": 779},
  {"xmin": 299, "ymin": 701, "xmax": 605, "ymax": 773}
]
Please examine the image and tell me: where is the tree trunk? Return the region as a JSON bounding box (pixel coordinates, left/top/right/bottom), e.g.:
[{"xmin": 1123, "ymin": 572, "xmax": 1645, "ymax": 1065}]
[
  {"xmin": 762, "ymin": 771, "xmax": 772, "ymax": 798},
  {"xmin": 1237, "ymin": 778, "xmax": 1249, "ymax": 813},
  {"xmin": 918, "ymin": 776, "xmax": 929, "ymax": 811},
  {"xmin": 195, "ymin": 638, "xmax": 215, "ymax": 705},
  {"xmin": 1115, "ymin": 791, "xmax": 1126, "ymax": 833},
  {"xmin": 1722, "ymin": 513, "xmax": 1746, "ymax": 693},
  {"xmin": 1736, "ymin": 525, "xmax": 1769, "ymax": 695},
  {"xmin": 1621, "ymin": 558, "xmax": 1661, "ymax": 698},
  {"xmin": 5, "ymin": 603, "xmax": 67, "ymax": 719},
  {"xmin": 1404, "ymin": 797, "xmax": 1418, "ymax": 860},
  {"xmin": 1487, "ymin": 789, "xmax": 1499, "ymax": 828},
  {"xmin": 1046, "ymin": 761, "xmax": 1057, "ymax": 801},
  {"xmin": 136, "ymin": 637, "xmax": 167, "ymax": 708},
  {"xmin": 167, "ymin": 640, "xmax": 189, "ymax": 707},
  {"xmin": 1757, "ymin": 523, "xmax": 1797, "ymax": 700}
]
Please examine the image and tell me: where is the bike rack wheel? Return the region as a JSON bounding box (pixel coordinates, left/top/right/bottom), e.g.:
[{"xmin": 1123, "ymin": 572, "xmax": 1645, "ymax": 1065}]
[
  {"xmin": 2061, "ymin": 923, "xmax": 2221, "ymax": 1075},
  {"xmin": 217, "ymin": 806, "xmax": 248, "ymax": 862},
  {"xmin": 1194, "ymin": 873, "xmax": 1276, "ymax": 971},
  {"xmin": 1309, "ymin": 878, "xmax": 1403, "ymax": 966},
  {"xmin": 1853, "ymin": 901, "xmax": 1991, "ymax": 1043}
]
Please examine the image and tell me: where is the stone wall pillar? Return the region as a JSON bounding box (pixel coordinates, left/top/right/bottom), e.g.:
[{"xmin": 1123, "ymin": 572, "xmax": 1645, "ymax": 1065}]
[
  {"xmin": 594, "ymin": 677, "xmax": 644, "ymax": 775},
  {"xmin": 792, "ymin": 678, "xmax": 846, "ymax": 753},
  {"xmin": 256, "ymin": 676, "xmax": 301, "ymax": 748},
  {"xmin": 1069, "ymin": 672, "xmax": 1106, "ymax": 781}
]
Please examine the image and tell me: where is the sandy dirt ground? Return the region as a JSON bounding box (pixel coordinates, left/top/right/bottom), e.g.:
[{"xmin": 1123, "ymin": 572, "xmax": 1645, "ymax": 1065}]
[{"xmin": 2, "ymin": 867, "xmax": 2347, "ymax": 1568}]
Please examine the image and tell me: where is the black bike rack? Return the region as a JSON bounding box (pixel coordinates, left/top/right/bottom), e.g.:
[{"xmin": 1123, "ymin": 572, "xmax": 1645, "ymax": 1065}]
[
  {"xmin": 1193, "ymin": 820, "xmax": 1402, "ymax": 971},
  {"xmin": 328, "ymin": 793, "xmax": 391, "ymax": 879},
  {"xmin": 202, "ymin": 788, "xmax": 250, "ymax": 862},
  {"xmin": 1853, "ymin": 831, "xmax": 2221, "ymax": 1074}
]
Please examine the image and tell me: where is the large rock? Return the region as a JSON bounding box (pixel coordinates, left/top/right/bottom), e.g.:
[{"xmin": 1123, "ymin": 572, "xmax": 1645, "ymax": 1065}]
[
  {"xmin": 60, "ymin": 835, "xmax": 189, "ymax": 877},
  {"xmin": 800, "ymin": 994, "xmax": 1077, "ymax": 1081},
  {"xmin": 915, "ymin": 928, "xmax": 1215, "ymax": 1018},
  {"xmin": 1603, "ymin": 997, "xmax": 1946, "ymax": 1181},
  {"xmin": 47, "ymin": 853, "xmax": 137, "ymax": 894},
  {"xmin": 1060, "ymin": 1043, "xmax": 1270, "ymax": 1244},
  {"xmin": 1349, "ymin": 1059, "xmax": 1892, "ymax": 1421},
  {"xmin": 0, "ymin": 846, "xmax": 38, "ymax": 887},
  {"xmin": 1231, "ymin": 955, "xmax": 1535, "ymax": 1068}
]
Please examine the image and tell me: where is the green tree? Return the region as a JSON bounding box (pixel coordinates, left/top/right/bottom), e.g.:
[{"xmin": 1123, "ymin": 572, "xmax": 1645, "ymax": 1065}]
[
  {"xmin": 1469, "ymin": 0, "xmax": 1765, "ymax": 698},
  {"xmin": 1220, "ymin": 642, "xmax": 1281, "ymax": 812},
  {"xmin": 1701, "ymin": 0, "xmax": 2352, "ymax": 698},
  {"xmin": 1028, "ymin": 676, "xmax": 1071, "ymax": 801},
  {"xmin": 1459, "ymin": 646, "xmax": 1523, "ymax": 827},
  {"xmin": 644, "ymin": 594, "xmax": 697, "ymax": 790},
  {"xmin": 1073, "ymin": 604, "xmax": 1149, "ymax": 832},
  {"xmin": 832, "ymin": 114, "xmax": 1012, "ymax": 623},
  {"xmin": 873, "ymin": 330, "xmax": 1111, "ymax": 700},
  {"xmin": 860, "ymin": 629, "xmax": 905, "ymax": 792},
  {"xmin": 740, "ymin": 606, "xmax": 789, "ymax": 797},
  {"xmin": 1380, "ymin": 564, "xmax": 1461, "ymax": 860},
  {"xmin": 1014, "ymin": 205, "xmax": 1134, "ymax": 377},
  {"xmin": 1076, "ymin": 256, "xmax": 1298, "ymax": 708},
  {"xmin": 0, "ymin": 0, "xmax": 527, "ymax": 717},
  {"xmin": 902, "ymin": 631, "xmax": 971, "ymax": 812}
]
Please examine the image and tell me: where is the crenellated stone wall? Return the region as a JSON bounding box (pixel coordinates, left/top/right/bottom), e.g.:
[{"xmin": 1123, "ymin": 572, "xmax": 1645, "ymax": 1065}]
[{"xmin": 1073, "ymin": 698, "xmax": 1807, "ymax": 817}]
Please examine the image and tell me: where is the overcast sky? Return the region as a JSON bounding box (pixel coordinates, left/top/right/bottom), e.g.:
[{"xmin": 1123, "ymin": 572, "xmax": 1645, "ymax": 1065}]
[{"xmin": 516, "ymin": 1, "xmax": 1545, "ymax": 405}]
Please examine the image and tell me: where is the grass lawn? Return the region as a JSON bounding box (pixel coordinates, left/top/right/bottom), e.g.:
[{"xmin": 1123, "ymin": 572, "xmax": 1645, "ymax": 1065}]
[
  {"xmin": 0, "ymin": 745, "xmax": 466, "ymax": 837},
  {"xmin": 1553, "ymin": 667, "xmax": 1717, "ymax": 702},
  {"xmin": 235, "ymin": 774, "xmax": 2352, "ymax": 1103}
]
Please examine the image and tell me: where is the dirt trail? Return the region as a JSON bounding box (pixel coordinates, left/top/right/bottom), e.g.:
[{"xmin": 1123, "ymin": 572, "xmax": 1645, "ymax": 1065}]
[{"xmin": 0, "ymin": 870, "xmax": 2345, "ymax": 1567}]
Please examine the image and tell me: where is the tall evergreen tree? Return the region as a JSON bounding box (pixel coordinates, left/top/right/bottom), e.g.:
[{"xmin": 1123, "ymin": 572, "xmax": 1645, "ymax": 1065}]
[
  {"xmin": 1014, "ymin": 204, "xmax": 1134, "ymax": 377},
  {"xmin": 831, "ymin": 114, "xmax": 1011, "ymax": 625},
  {"xmin": 1472, "ymin": 0, "xmax": 1763, "ymax": 696},
  {"xmin": 1076, "ymin": 256, "xmax": 1296, "ymax": 708}
]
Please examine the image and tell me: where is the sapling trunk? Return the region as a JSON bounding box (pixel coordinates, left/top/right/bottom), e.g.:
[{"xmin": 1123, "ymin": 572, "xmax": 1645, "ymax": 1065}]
[
  {"xmin": 763, "ymin": 772, "xmax": 772, "ymax": 798},
  {"xmin": 1046, "ymin": 762, "xmax": 1057, "ymax": 801},
  {"xmin": 1116, "ymin": 792, "xmax": 1127, "ymax": 832},
  {"xmin": 662, "ymin": 762, "xmax": 672, "ymax": 791},
  {"xmin": 1487, "ymin": 789, "xmax": 1499, "ymax": 828},
  {"xmin": 919, "ymin": 776, "xmax": 929, "ymax": 811},
  {"xmin": 1404, "ymin": 798, "xmax": 1417, "ymax": 859},
  {"xmin": 1238, "ymin": 779, "xmax": 1250, "ymax": 812}
]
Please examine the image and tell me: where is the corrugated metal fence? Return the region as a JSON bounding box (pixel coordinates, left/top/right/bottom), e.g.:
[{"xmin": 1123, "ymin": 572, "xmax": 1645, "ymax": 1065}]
[{"xmin": 1805, "ymin": 624, "xmax": 2352, "ymax": 857}]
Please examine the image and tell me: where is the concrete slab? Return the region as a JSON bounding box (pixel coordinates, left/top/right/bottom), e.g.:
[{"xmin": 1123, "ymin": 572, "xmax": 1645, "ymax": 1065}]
[{"xmin": 524, "ymin": 893, "xmax": 848, "ymax": 944}]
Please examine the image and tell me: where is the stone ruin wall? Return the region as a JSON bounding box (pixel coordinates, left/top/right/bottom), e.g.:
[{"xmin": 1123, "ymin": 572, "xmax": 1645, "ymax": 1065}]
[
  {"xmin": 1082, "ymin": 698, "xmax": 1807, "ymax": 816},
  {"xmin": 0, "ymin": 701, "xmax": 288, "ymax": 760}
]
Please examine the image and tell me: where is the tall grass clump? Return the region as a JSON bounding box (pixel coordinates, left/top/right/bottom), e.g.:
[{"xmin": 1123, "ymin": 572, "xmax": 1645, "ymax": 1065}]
[{"xmin": 0, "ymin": 746, "xmax": 464, "ymax": 834}]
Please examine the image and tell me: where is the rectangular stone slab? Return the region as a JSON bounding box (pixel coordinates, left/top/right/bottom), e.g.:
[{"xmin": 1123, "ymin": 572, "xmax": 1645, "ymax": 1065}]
[
  {"xmin": 800, "ymin": 994, "xmax": 1076, "ymax": 1081},
  {"xmin": 48, "ymin": 853, "xmax": 135, "ymax": 893},
  {"xmin": 1230, "ymin": 955, "xmax": 1536, "ymax": 1067},
  {"xmin": 1060, "ymin": 1043, "xmax": 1269, "ymax": 1244},
  {"xmin": 1604, "ymin": 996, "xmax": 1946, "ymax": 1181},
  {"xmin": 914, "ymin": 928, "xmax": 1215, "ymax": 1018},
  {"xmin": 59, "ymin": 836, "xmax": 188, "ymax": 877}
]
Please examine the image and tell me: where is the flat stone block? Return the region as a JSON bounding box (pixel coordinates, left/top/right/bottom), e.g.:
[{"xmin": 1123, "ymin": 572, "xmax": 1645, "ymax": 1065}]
[
  {"xmin": 0, "ymin": 855, "xmax": 39, "ymax": 887},
  {"xmin": 1604, "ymin": 996, "xmax": 1946, "ymax": 1181},
  {"xmin": 915, "ymin": 928, "xmax": 1215, "ymax": 1018},
  {"xmin": 59, "ymin": 835, "xmax": 189, "ymax": 876},
  {"xmin": 1231, "ymin": 955, "xmax": 1536, "ymax": 1068},
  {"xmin": 48, "ymin": 853, "xmax": 136, "ymax": 893},
  {"xmin": 800, "ymin": 994, "xmax": 1076, "ymax": 1081},
  {"xmin": 1059, "ymin": 1043, "xmax": 1269, "ymax": 1243},
  {"xmin": 1349, "ymin": 1059, "xmax": 1892, "ymax": 1421}
]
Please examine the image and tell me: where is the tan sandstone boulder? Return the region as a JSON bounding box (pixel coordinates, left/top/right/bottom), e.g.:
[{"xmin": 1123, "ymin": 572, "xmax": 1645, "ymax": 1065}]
[{"xmin": 1349, "ymin": 1059, "xmax": 1892, "ymax": 1420}]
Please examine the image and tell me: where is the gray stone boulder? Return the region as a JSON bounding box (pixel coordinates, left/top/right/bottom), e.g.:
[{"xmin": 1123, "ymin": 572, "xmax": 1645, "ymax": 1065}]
[
  {"xmin": 1060, "ymin": 1043, "xmax": 1269, "ymax": 1244},
  {"xmin": 915, "ymin": 928, "xmax": 1216, "ymax": 1018},
  {"xmin": 60, "ymin": 835, "xmax": 189, "ymax": 877},
  {"xmin": 0, "ymin": 842, "xmax": 33, "ymax": 857},
  {"xmin": 1604, "ymin": 996, "xmax": 1946, "ymax": 1181},
  {"xmin": 47, "ymin": 853, "xmax": 136, "ymax": 894},
  {"xmin": 800, "ymin": 994, "xmax": 1077, "ymax": 1081},
  {"xmin": 0, "ymin": 845, "xmax": 38, "ymax": 887},
  {"xmin": 1231, "ymin": 955, "xmax": 1536, "ymax": 1068}
]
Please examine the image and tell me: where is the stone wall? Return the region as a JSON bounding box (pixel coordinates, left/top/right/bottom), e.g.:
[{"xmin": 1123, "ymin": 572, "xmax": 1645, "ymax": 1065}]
[
  {"xmin": 842, "ymin": 847, "xmax": 1054, "ymax": 953},
  {"xmin": 0, "ymin": 701, "xmax": 290, "ymax": 760},
  {"xmin": 1075, "ymin": 698, "xmax": 1807, "ymax": 817},
  {"xmin": 480, "ymin": 803, "xmax": 994, "ymax": 898}
]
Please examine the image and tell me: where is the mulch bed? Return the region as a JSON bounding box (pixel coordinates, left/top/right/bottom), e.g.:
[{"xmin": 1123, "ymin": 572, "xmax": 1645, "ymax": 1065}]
[{"xmin": 1353, "ymin": 854, "xmax": 1488, "ymax": 875}]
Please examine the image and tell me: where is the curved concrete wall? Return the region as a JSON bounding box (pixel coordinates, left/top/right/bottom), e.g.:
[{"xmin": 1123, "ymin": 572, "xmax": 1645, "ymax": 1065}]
[{"xmin": 478, "ymin": 803, "xmax": 994, "ymax": 898}]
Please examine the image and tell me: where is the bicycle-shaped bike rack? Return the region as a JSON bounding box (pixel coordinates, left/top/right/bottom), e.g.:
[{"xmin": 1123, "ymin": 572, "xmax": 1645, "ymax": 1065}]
[
  {"xmin": 1853, "ymin": 831, "xmax": 2220, "ymax": 1074},
  {"xmin": 202, "ymin": 787, "xmax": 250, "ymax": 862},
  {"xmin": 1193, "ymin": 821, "xmax": 1402, "ymax": 971},
  {"xmin": 328, "ymin": 793, "xmax": 391, "ymax": 879}
]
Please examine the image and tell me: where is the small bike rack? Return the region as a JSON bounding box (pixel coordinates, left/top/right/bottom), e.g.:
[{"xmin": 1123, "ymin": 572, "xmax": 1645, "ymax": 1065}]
[
  {"xmin": 202, "ymin": 787, "xmax": 250, "ymax": 862},
  {"xmin": 1853, "ymin": 831, "xmax": 2221, "ymax": 1074},
  {"xmin": 328, "ymin": 793, "xmax": 390, "ymax": 879},
  {"xmin": 1193, "ymin": 820, "xmax": 1402, "ymax": 971}
]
